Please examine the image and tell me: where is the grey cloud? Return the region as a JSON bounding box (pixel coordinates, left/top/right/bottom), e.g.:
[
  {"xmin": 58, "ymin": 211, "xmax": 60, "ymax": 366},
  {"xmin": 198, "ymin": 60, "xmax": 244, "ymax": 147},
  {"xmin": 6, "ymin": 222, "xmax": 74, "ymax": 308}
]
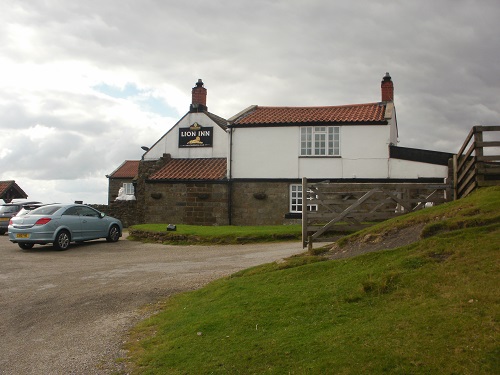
[{"xmin": 1, "ymin": 0, "xmax": 499, "ymax": 203}]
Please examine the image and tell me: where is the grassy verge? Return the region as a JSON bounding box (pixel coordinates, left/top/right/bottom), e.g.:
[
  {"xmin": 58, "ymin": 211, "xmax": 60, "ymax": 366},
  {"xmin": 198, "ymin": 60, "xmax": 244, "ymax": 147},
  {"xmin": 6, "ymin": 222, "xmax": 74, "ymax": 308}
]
[
  {"xmin": 128, "ymin": 224, "xmax": 302, "ymax": 245},
  {"xmin": 123, "ymin": 187, "xmax": 500, "ymax": 374},
  {"xmin": 337, "ymin": 186, "xmax": 500, "ymax": 247}
]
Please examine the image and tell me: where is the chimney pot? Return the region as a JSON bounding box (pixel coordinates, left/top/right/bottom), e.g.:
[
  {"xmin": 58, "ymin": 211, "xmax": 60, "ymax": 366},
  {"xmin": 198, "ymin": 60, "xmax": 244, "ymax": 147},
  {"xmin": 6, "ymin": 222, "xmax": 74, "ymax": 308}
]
[
  {"xmin": 191, "ymin": 79, "xmax": 207, "ymax": 112},
  {"xmin": 381, "ymin": 72, "xmax": 394, "ymax": 102}
]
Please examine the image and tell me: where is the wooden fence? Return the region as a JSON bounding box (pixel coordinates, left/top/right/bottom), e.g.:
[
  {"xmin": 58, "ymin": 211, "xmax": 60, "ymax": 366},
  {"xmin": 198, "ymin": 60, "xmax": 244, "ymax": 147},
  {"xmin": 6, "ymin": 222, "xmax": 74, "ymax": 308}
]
[
  {"xmin": 453, "ymin": 125, "xmax": 500, "ymax": 199},
  {"xmin": 301, "ymin": 179, "xmax": 451, "ymax": 249}
]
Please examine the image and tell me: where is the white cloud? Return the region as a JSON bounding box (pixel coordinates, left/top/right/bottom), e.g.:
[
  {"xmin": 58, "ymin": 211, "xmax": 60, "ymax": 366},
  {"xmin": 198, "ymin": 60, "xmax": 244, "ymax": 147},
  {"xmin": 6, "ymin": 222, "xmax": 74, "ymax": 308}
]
[{"xmin": 1, "ymin": 0, "xmax": 499, "ymax": 204}]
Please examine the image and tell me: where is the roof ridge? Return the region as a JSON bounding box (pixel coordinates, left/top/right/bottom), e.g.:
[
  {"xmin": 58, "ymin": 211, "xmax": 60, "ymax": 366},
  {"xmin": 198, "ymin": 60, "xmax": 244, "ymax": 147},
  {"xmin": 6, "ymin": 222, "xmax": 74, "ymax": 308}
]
[{"xmin": 256, "ymin": 102, "xmax": 381, "ymax": 109}]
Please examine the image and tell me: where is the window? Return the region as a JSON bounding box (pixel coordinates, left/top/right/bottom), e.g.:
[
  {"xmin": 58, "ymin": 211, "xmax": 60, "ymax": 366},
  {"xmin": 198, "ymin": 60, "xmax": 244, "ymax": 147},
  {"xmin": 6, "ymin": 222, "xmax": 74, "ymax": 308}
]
[
  {"xmin": 300, "ymin": 126, "xmax": 340, "ymax": 156},
  {"xmin": 290, "ymin": 185, "xmax": 302, "ymax": 213},
  {"xmin": 0, "ymin": 205, "xmax": 20, "ymax": 214},
  {"xmin": 123, "ymin": 183, "xmax": 135, "ymax": 195},
  {"xmin": 31, "ymin": 205, "xmax": 63, "ymax": 215},
  {"xmin": 63, "ymin": 207, "xmax": 80, "ymax": 216},
  {"xmin": 79, "ymin": 206, "xmax": 100, "ymax": 217},
  {"xmin": 289, "ymin": 184, "xmax": 318, "ymax": 213}
]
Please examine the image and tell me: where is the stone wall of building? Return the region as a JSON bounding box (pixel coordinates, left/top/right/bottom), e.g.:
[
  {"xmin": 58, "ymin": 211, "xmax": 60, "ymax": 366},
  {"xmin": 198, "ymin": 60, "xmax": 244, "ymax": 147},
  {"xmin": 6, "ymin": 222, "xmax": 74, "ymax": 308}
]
[
  {"xmin": 144, "ymin": 182, "xmax": 229, "ymax": 226},
  {"xmin": 91, "ymin": 201, "xmax": 140, "ymax": 228},
  {"xmin": 230, "ymin": 181, "xmax": 295, "ymax": 225},
  {"xmin": 134, "ymin": 155, "xmax": 172, "ymax": 224}
]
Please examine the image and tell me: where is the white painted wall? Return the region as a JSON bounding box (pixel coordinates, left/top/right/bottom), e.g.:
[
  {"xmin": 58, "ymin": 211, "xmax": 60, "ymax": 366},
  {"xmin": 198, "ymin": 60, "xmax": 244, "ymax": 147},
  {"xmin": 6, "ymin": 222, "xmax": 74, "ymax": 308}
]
[
  {"xmin": 230, "ymin": 121, "xmax": 448, "ymax": 179},
  {"xmin": 389, "ymin": 159, "xmax": 449, "ymax": 179},
  {"xmin": 143, "ymin": 112, "xmax": 228, "ymax": 160},
  {"xmin": 230, "ymin": 127, "xmax": 300, "ymax": 178},
  {"xmin": 141, "ymin": 107, "xmax": 448, "ymax": 180},
  {"xmin": 230, "ymin": 124, "xmax": 396, "ymax": 179}
]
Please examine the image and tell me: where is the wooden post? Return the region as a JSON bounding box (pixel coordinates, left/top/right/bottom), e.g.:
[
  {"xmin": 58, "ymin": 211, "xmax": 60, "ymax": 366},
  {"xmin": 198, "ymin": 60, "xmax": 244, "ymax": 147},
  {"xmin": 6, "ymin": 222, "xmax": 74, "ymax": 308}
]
[
  {"xmin": 308, "ymin": 235, "xmax": 313, "ymax": 254},
  {"xmin": 453, "ymin": 154, "xmax": 458, "ymax": 200},
  {"xmin": 301, "ymin": 177, "xmax": 308, "ymax": 249},
  {"xmin": 474, "ymin": 127, "xmax": 485, "ymax": 187}
]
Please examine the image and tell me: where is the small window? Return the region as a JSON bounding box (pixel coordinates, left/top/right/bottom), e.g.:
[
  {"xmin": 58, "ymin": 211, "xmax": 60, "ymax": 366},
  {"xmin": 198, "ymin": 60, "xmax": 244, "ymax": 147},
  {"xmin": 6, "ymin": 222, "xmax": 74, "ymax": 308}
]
[
  {"xmin": 290, "ymin": 185, "xmax": 302, "ymax": 213},
  {"xmin": 31, "ymin": 205, "xmax": 63, "ymax": 215},
  {"xmin": 289, "ymin": 184, "xmax": 318, "ymax": 213},
  {"xmin": 123, "ymin": 183, "xmax": 135, "ymax": 195},
  {"xmin": 300, "ymin": 126, "xmax": 340, "ymax": 156}
]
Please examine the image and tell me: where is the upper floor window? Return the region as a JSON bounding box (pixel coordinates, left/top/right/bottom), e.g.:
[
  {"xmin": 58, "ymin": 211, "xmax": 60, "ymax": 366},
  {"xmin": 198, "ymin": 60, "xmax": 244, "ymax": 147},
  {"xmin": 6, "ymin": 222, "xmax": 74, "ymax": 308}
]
[
  {"xmin": 123, "ymin": 183, "xmax": 135, "ymax": 195},
  {"xmin": 300, "ymin": 126, "xmax": 340, "ymax": 156}
]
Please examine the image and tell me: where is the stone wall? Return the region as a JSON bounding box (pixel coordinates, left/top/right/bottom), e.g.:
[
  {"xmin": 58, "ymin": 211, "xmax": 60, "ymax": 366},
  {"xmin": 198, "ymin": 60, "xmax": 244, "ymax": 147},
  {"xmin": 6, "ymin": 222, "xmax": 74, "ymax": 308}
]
[
  {"xmin": 105, "ymin": 153, "xmax": 304, "ymax": 226},
  {"xmin": 144, "ymin": 182, "xmax": 229, "ymax": 225},
  {"xmin": 134, "ymin": 155, "xmax": 173, "ymax": 224},
  {"xmin": 98, "ymin": 180, "xmax": 297, "ymax": 227},
  {"xmin": 230, "ymin": 181, "xmax": 296, "ymax": 225},
  {"xmin": 90, "ymin": 201, "xmax": 140, "ymax": 228}
]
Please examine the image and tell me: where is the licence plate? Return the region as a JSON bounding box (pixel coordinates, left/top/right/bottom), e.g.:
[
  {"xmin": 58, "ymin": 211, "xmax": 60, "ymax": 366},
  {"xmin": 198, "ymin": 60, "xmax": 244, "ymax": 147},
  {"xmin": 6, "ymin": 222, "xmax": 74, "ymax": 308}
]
[
  {"xmin": 0, "ymin": 218, "xmax": 8, "ymax": 221},
  {"xmin": 16, "ymin": 233, "xmax": 30, "ymax": 239}
]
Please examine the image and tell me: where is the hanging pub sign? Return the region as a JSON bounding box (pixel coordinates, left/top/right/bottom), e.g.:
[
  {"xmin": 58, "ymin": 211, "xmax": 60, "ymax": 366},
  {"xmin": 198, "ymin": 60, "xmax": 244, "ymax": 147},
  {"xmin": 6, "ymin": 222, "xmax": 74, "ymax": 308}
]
[{"xmin": 178, "ymin": 122, "xmax": 213, "ymax": 148}]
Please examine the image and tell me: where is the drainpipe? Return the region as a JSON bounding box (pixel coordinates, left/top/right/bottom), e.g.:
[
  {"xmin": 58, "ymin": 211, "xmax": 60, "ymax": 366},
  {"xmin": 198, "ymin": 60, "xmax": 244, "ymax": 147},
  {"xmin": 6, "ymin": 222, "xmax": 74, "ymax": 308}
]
[{"xmin": 228, "ymin": 127, "xmax": 233, "ymax": 225}]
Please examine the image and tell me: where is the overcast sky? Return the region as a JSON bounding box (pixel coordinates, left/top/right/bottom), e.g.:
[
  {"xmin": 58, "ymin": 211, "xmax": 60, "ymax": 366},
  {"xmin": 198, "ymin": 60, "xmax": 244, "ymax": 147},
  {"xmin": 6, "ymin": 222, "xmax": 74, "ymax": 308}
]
[{"xmin": 1, "ymin": 0, "xmax": 499, "ymax": 204}]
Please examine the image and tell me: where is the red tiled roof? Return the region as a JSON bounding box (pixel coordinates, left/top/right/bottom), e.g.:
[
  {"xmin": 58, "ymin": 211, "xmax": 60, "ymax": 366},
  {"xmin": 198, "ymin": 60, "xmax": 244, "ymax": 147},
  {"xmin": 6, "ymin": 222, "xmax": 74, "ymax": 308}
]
[
  {"xmin": 149, "ymin": 158, "xmax": 227, "ymax": 181},
  {"xmin": 109, "ymin": 160, "xmax": 140, "ymax": 178},
  {"xmin": 230, "ymin": 103, "xmax": 387, "ymax": 126},
  {"xmin": 0, "ymin": 181, "xmax": 12, "ymax": 196},
  {"xmin": 0, "ymin": 180, "xmax": 28, "ymax": 201}
]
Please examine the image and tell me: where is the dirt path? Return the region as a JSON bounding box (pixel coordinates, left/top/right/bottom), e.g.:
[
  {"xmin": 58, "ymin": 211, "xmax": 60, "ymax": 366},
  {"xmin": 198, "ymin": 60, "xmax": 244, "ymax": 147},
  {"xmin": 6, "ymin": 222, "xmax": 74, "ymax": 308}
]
[
  {"xmin": 326, "ymin": 223, "xmax": 425, "ymax": 260},
  {"xmin": 0, "ymin": 235, "xmax": 304, "ymax": 374}
]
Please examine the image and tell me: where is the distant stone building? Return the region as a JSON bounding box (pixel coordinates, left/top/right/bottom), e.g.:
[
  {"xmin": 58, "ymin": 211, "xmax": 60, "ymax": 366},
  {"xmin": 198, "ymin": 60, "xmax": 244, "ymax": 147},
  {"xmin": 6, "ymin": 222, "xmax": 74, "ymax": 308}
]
[{"xmin": 107, "ymin": 160, "xmax": 140, "ymax": 202}]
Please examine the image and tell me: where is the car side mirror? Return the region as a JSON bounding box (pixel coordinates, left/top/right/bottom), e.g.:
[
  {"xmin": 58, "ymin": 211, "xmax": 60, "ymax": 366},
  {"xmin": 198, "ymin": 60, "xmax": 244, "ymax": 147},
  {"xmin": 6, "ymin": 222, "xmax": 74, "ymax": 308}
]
[{"xmin": 99, "ymin": 212, "xmax": 106, "ymax": 218}]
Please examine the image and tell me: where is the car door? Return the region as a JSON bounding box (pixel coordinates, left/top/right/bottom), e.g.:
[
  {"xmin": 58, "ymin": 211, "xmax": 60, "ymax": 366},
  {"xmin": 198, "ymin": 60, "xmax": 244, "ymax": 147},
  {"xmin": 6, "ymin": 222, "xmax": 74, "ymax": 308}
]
[
  {"xmin": 61, "ymin": 206, "xmax": 83, "ymax": 240},
  {"xmin": 78, "ymin": 206, "xmax": 107, "ymax": 239}
]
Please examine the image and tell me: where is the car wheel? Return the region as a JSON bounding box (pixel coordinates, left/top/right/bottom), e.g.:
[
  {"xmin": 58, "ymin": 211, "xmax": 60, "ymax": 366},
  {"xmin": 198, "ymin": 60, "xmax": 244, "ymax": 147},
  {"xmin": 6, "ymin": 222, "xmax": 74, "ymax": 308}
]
[
  {"xmin": 18, "ymin": 243, "xmax": 34, "ymax": 250},
  {"xmin": 0, "ymin": 229, "xmax": 6, "ymax": 235},
  {"xmin": 54, "ymin": 230, "xmax": 71, "ymax": 251},
  {"xmin": 106, "ymin": 225, "xmax": 120, "ymax": 242}
]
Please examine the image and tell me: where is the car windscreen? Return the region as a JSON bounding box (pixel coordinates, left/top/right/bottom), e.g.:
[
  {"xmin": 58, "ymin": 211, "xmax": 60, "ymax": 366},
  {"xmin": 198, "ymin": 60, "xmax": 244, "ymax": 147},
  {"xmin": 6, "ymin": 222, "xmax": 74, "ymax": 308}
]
[
  {"xmin": 0, "ymin": 205, "xmax": 20, "ymax": 214},
  {"xmin": 17, "ymin": 205, "xmax": 44, "ymax": 216},
  {"xmin": 29, "ymin": 205, "xmax": 63, "ymax": 215}
]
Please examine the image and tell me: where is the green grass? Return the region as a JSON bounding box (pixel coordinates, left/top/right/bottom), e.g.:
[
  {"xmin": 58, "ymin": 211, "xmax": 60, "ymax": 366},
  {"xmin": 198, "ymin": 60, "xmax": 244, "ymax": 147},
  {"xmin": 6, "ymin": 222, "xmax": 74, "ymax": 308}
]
[
  {"xmin": 128, "ymin": 224, "xmax": 302, "ymax": 244},
  {"xmin": 123, "ymin": 187, "xmax": 500, "ymax": 374},
  {"xmin": 337, "ymin": 185, "xmax": 500, "ymax": 247}
]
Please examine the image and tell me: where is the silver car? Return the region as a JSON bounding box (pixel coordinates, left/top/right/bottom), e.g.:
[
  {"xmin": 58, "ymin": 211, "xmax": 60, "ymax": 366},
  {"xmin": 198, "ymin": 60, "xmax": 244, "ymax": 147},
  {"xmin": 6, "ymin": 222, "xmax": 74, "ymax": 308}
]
[{"xmin": 8, "ymin": 204, "xmax": 123, "ymax": 250}]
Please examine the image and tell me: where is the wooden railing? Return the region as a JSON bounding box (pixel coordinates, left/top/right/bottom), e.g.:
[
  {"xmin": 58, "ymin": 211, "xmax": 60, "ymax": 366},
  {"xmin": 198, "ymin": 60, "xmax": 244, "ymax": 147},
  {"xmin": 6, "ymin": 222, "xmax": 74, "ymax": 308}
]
[
  {"xmin": 453, "ymin": 126, "xmax": 500, "ymax": 199},
  {"xmin": 301, "ymin": 179, "xmax": 451, "ymax": 249}
]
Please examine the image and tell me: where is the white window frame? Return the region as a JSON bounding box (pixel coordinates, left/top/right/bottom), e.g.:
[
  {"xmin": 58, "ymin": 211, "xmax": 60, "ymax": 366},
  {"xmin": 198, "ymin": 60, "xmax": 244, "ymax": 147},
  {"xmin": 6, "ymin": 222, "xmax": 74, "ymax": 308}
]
[
  {"xmin": 123, "ymin": 183, "xmax": 135, "ymax": 195},
  {"xmin": 289, "ymin": 184, "xmax": 318, "ymax": 213},
  {"xmin": 300, "ymin": 126, "xmax": 340, "ymax": 156}
]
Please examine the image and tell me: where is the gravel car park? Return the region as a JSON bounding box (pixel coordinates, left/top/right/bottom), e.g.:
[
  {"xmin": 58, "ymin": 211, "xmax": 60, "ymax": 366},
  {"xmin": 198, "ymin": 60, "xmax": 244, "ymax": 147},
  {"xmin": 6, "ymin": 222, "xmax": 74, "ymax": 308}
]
[{"xmin": 0, "ymin": 233, "xmax": 304, "ymax": 373}]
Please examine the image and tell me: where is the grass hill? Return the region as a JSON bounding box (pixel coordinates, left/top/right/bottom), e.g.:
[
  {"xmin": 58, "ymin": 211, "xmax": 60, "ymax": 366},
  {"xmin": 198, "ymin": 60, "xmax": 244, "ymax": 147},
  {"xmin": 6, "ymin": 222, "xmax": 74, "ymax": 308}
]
[{"xmin": 123, "ymin": 187, "xmax": 500, "ymax": 374}]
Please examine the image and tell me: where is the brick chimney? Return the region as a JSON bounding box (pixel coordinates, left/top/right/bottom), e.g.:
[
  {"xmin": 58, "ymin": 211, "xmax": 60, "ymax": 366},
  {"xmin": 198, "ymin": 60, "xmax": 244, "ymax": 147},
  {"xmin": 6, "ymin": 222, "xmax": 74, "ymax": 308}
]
[
  {"xmin": 190, "ymin": 79, "xmax": 207, "ymax": 112},
  {"xmin": 381, "ymin": 72, "xmax": 394, "ymax": 102}
]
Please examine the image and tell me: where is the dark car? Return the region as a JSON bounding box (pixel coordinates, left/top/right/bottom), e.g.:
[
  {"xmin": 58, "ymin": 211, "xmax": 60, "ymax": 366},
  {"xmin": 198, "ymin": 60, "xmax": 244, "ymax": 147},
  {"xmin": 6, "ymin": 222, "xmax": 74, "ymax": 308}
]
[{"xmin": 0, "ymin": 201, "xmax": 41, "ymax": 235}]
